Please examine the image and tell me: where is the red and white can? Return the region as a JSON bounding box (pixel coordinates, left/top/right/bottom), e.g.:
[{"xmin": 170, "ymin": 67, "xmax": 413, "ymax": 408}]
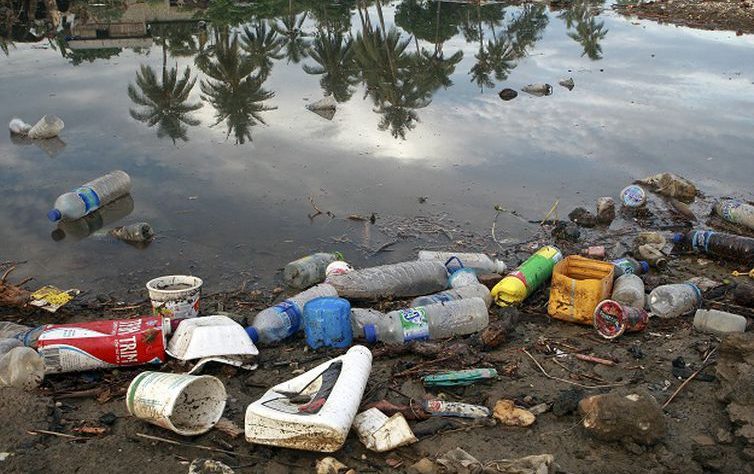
[{"xmin": 36, "ymin": 317, "xmax": 167, "ymax": 374}]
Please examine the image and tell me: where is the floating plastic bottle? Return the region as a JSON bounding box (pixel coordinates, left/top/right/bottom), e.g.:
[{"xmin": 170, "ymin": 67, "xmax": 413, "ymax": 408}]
[
  {"xmin": 417, "ymin": 251, "xmax": 507, "ymax": 274},
  {"xmin": 611, "ymin": 274, "xmax": 646, "ymax": 308},
  {"xmin": 491, "ymin": 246, "xmax": 562, "ymax": 307},
  {"xmin": 48, "ymin": 170, "xmax": 132, "ymax": 222},
  {"xmin": 247, "ymin": 284, "xmax": 338, "ymax": 344},
  {"xmin": 303, "ymin": 297, "xmax": 352, "ymax": 349},
  {"xmin": 362, "ymin": 298, "xmax": 489, "ymax": 344},
  {"xmin": 284, "ymin": 252, "xmax": 343, "ymax": 289},
  {"xmin": 327, "ymin": 261, "xmax": 448, "ymax": 300},
  {"xmin": 715, "ymin": 200, "xmax": 754, "ymax": 231},
  {"xmin": 673, "ymin": 230, "xmax": 754, "ymax": 265},
  {"xmin": 411, "ymin": 283, "xmax": 492, "ymax": 308},
  {"xmin": 52, "ymin": 194, "xmax": 134, "ymax": 241},
  {"xmin": 648, "ymin": 284, "xmax": 702, "ymax": 318},
  {"xmin": 693, "ymin": 309, "xmax": 747, "ymax": 335},
  {"xmin": 0, "ymin": 347, "xmax": 45, "ymax": 389},
  {"xmin": 611, "ymin": 257, "xmax": 650, "ymax": 278},
  {"xmin": 28, "ymin": 115, "xmax": 65, "ymax": 139}
]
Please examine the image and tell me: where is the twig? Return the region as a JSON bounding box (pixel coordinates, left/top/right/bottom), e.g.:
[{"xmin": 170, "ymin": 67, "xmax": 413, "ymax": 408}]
[
  {"xmin": 135, "ymin": 433, "xmax": 252, "ymax": 458},
  {"xmin": 663, "ymin": 347, "xmax": 717, "ymax": 409},
  {"xmin": 573, "ymin": 354, "xmax": 616, "ymax": 366},
  {"xmin": 28, "ymin": 429, "xmax": 87, "ymax": 441},
  {"xmin": 1, "ymin": 265, "xmax": 16, "ymax": 283},
  {"xmin": 522, "ymin": 348, "xmax": 627, "ymax": 390}
]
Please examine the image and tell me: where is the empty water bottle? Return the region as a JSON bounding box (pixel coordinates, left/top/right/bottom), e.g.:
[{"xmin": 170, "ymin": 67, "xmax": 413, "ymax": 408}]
[
  {"xmin": 52, "ymin": 194, "xmax": 134, "ymax": 241},
  {"xmin": 246, "ymin": 284, "xmax": 338, "ymax": 344},
  {"xmin": 0, "ymin": 347, "xmax": 44, "ymax": 389},
  {"xmin": 611, "ymin": 274, "xmax": 646, "ymax": 308},
  {"xmin": 327, "ymin": 261, "xmax": 448, "ymax": 300},
  {"xmin": 284, "ymin": 252, "xmax": 343, "ymax": 289},
  {"xmin": 351, "ymin": 308, "xmax": 386, "ymax": 339},
  {"xmin": 693, "ymin": 309, "xmax": 747, "ymax": 335},
  {"xmin": 48, "ymin": 170, "xmax": 132, "ymax": 222},
  {"xmin": 448, "ymin": 268, "xmax": 479, "ymax": 288},
  {"xmin": 0, "ymin": 339, "xmax": 23, "ymax": 357},
  {"xmin": 673, "ymin": 230, "xmax": 754, "ymax": 265},
  {"xmin": 648, "ymin": 284, "xmax": 701, "ymax": 318},
  {"xmin": 417, "ymin": 251, "xmax": 507, "ymax": 274},
  {"xmin": 0, "ymin": 322, "xmax": 33, "ymax": 340},
  {"xmin": 611, "ymin": 257, "xmax": 650, "ymax": 278},
  {"xmin": 362, "ymin": 298, "xmax": 489, "ymax": 344},
  {"xmin": 28, "ymin": 115, "xmax": 64, "ymax": 139},
  {"xmin": 715, "ymin": 200, "xmax": 754, "ymax": 231},
  {"xmin": 411, "ymin": 283, "xmax": 492, "ymax": 308}
]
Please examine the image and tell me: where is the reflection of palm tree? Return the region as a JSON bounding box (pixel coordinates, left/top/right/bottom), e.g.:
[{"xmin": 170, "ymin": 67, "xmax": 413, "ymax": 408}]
[
  {"xmin": 241, "ymin": 22, "xmax": 284, "ymax": 77},
  {"xmin": 303, "ymin": 30, "xmax": 359, "ymax": 102},
  {"xmin": 151, "ymin": 22, "xmax": 201, "ymax": 59},
  {"xmin": 127, "ymin": 65, "xmax": 202, "ymax": 144},
  {"xmin": 199, "ymin": 32, "xmax": 276, "ymax": 144},
  {"xmin": 559, "ymin": 0, "xmax": 607, "ymax": 60},
  {"xmin": 273, "ymin": 5, "xmax": 311, "ymax": 64},
  {"xmin": 413, "ymin": 48, "xmax": 463, "ymax": 91}
]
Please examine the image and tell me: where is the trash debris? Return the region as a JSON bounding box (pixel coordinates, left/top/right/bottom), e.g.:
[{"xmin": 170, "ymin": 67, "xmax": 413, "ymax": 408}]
[
  {"xmin": 673, "ymin": 230, "xmax": 754, "ymax": 265},
  {"xmin": 635, "ymin": 232, "xmax": 668, "ymax": 268},
  {"xmin": 559, "ymin": 77, "xmax": 575, "ymax": 90},
  {"xmin": 479, "ymin": 310, "xmax": 518, "ymax": 349},
  {"xmin": 214, "ymin": 417, "xmax": 244, "ymax": 438},
  {"xmin": 0, "ymin": 347, "xmax": 44, "ymax": 389},
  {"xmin": 166, "ymin": 315, "xmax": 258, "ymax": 369},
  {"xmin": 188, "ymin": 458, "xmax": 235, "ymax": 474},
  {"xmin": 521, "ymin": 83, "xmax": 553, "ymax": 96},
  {"xmin": 583, "ymin": 245, "xmax": 606, "ymax": 259},
  {"xmin": 594, "ymin": 299, "xmax": 649, "ymax": 339},
  {"xmin": 408, "ymin": 458, "xmax": 439, "ymax": 474},
  {"xmin": 307, "ymin": 96, "xmax": 337, "ymax": 120},
  {"xmin": 498, "ymin": 88, "xmax": 518, "ymax": 101},
  {"xmin": 668, "ymin": 198, "xmax": 696, "ymax": 221},
  {"xmin": 127, "ymin": 372, "xmax": 226, "ymax": 436},
  {"xmin": 109, "ymin": 222, "xmax": 154, "ymax": 243},
  {"xmin": 352, "ymin": 408, "xmax": 417, "ymax": 452},
  {"xmin": 568, "ymin": 207, "xmax": 597, "ymax": 227},
  {"xmin": 247, "ymin": 283, "xmax": 338, "ymax": 344},
  {"xmin": 492, "ymin": 245, "xmax": 562, "ymax": 307},
  {"xmin": 28, "ymin": 285, "xmax": 80, "ymax": 312},
  {"xmin": 732, "ymin": 282, "xmax": 754, "ymax": 307},
  {"xmin": 0, "ymin": 266, "xmax": 33, "ymax": 308},
  {"xmin": 48, "ymin": 170, "xmax": 131, "ymax": 222},
  {"xmin": 422, "ymin": 400, "xmax": 491, "ymax": 419},
  {"xmin": 492, "ymin": 399, "xmax": 536, "ymax": 427},
  {"xmin": 245, "ymin": 345, "xmax": 372, "ymax": 452},
  {"xmin": 596, "ymin": 196, "xmax": 616, "ymax": 224},
  {"xmin": 36, "ymin": 317, "xmax": 167, "ymax": 373},
  {"xmin": 551, "ymin": 221, "xmax": 581, "ymax": 242},
  {"xmin": 9, "ymin": 118, "xmax": 32, "ymax": 135},
  {"xmin": 548, "ymin": 256, "xmax": 614, "ymax": 325},
  {"xmin": 146, "ymin": 275, "xmax": 203, "ymax": 319},
  {"xmin": 715, "ymin": 199, "xmax": 754, "ymax": 231},
  {"xmin": 284, "ymin": 252, "xmax": 344, "ymax": 289},
  {"xmin": 422, "ymin": 368, "xmax": 497, "ymax": 387},
  {"xmin": 693, "ymin": 309, "xmax": 746, "ymax": 335},
  {"xmin": 327, "ymin": 260, "xmax": 449, "ymax": 301},
  {"xmin": 411, "ymin": 283, "xmax": 492, "ymax": 308},
  {"xmin": 316, "ymin": 457, "xmax": 349, "ymax": 474},
  {"xmin": 611, "ymin": 274, "xmax": 646, "ymax": 308},
  {"xmin": 436, "ymin": 448, "xmax": 556, "ymax": 474},
  {"xmin": 28, "ymin": 115, "xmax": 65, "ymax": 139},
  {"xmin": 579, "ymin": 390, "xmax": 667, "ymax": 445},
  {"xmin": 648, "ymin": 283, "xmax": 702, "ymax": 318},
  {"xmin": 303, "ymin": 297, "xmax": 353, "ymax": 349},
  {"xmin": 52, "ymin": 194, "xmax": 135, "ymax": 241},
  {"xmin": 418, "ymin": 251, "xmax": 507, "ymax": 274},
  {"xmin": 325, "ymin": 261, "xmax": 353, "ymax": 281},
  {"xmin": 636, "ymin": 172, "xmax": 697, "ymax": 202},
  {"xmin": 620, "ymin": 184, "xmax": 647, "ymax": 208},
  {"xmin": 611, "ymin": 257, "xmax": 650, "ymax": 278}
]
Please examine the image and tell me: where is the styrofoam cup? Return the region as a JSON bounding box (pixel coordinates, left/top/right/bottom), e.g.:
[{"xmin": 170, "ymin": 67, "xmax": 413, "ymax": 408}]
[
  {"xmin": 126, "ymin": 371, "xmax": 226, "ymax": 436},
  {"xmin": 146, "ymin": 275, "xmax": 202, "ymax": 319}
]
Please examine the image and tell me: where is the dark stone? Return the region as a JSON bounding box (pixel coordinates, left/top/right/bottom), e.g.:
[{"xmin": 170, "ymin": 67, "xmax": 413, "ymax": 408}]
[
  {"xmin": 498, "ymin": 88, "xmax": 518, "ymax": 101},
  {"xmin": 568, "ymin": 207, "xmax": 597, "ymax": 227},
  {"xmin": 478, "ymin": 272, "xmax": 503, "ymax": 290},
  {"xmin": 628, "ymin": 345, "xmax": 645, "ymax": 359},
  {"xmin": 99, "ymin": 412, "xmax": 117, "ymax": 426},
  {"xmin": 551, "ymin": 222, "xmax": 581, "ymax": 242},
  {"xmin": 552, "ymin": 388, "xmax": 584, "ymax": 416}
]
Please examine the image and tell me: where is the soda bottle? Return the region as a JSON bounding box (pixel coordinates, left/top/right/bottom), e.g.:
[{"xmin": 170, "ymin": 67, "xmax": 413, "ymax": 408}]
[
  {"xmin": 491, "ymin": 246, "xmax": 562, "ymax": 307},
  {"xmin": 673, "ymin": 230, "xmax": 754, "ymax": 265}
]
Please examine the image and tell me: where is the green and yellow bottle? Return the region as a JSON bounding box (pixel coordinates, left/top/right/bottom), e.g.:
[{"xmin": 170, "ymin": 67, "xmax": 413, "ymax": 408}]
[{"xmin": 491, "ymin": 245, "xmax": 562, "ymax": 307}]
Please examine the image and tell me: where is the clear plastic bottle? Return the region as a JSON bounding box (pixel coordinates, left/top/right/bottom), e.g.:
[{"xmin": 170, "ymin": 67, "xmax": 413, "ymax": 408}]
[
  {"xmin": 0, "ymin": 339, "xmax": 23, "ymax": 357},
  {"xmin": 48, "ymin": 170, "xmax": 132, "ymax": 222},
  {"xmin": 0, "ymin": 347, "xmax": 45, "ymax": 389},
  {"xmin": 362, "ymin": 298, "xmax": 489, "ymax": 344},
  {"xmin": 715, "ymin": 200, "xmax": 754, "ymax": 231},
  {"xmin": 52, "ymin": 194, "xmax": 134, "ymax": 241},
  {"xmin": 411, "ymin": 283, "xmax": 492, "ymax": 308},
  {"xmin": 648, "ymin": 284, "xmax": 702, "ymax": 318},
  {"xmin": 246, "ymin": 284, "xmax": 338, "ymax": 344},
  {"xmin": 448, "ymin": 268, "xmax": 479, "ymax": 288},
  {"xmin": 351, "ymin": 308, "xmax": 386, "ymax": 339},
  {"xmin": 327, "ymin": 261, "xmax": 448, "ymax": 300},
  {"xmin": 611, "ymin": 257, "xmax": 650, "ymax": 278},
  {"xmin": 611, "ymin": 274, "xmax": 646, "ymax": 308},
  {"xmin": 0, "ymin": 322, "xmax": 33, "ymax": 340},
  {"xmin": 417, "ymin": 251, "xmax": 507, "ymax": 274},
  {"xmin": 283, "ymin": 252, "xmax": 343, "ymax": 289},
  {"xmin": 673, "ymin": 230, "xmax": 754, "ymax": 265},
  {"xmin": 693, "ymin": 309, "xmax": 747, "ymax": 335}
]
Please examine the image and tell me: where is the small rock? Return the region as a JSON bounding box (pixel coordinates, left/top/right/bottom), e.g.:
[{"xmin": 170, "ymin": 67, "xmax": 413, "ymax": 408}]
[
  {"xmin": 579, "ymin": 390, "xmax": 667, "ymax": 445},
  {"xmin": 569, "ymin": 207, "xmax": 597, "ymax": 227},
  {"xmin": 499, "ymin": 88, "xmax": 518, "ymax": 101},
  {"xmin": 408, "ymin": 458, "xmax": 439, "ymax": 474},
  {"xmin": 529, "ymin": 402, "xmax": 551, "ymax": 415},
  {"xmin": 716, "ymin": 428, "xmax": 734, "ymax": 444},
  {"xmin": 316, "ymin": 457, "xmax": 348, "ymax": 474},
  {"xmin": 691, "ymin": 434, "xmax": 716, "ymax": 446},
  {"xmin": 552, "ymin": 388, "xmax": 583, "ymax": 416},
  {"xmin": 188, "ymin": 459, "xmax": 234, "ymax": 474},
  {"xmin": 559, "ymin": 77, "xmax": 575, "ymax": 90},
  {"xmin": 492, "ymin": 399, "xmax": 536, "ymax": 427}
]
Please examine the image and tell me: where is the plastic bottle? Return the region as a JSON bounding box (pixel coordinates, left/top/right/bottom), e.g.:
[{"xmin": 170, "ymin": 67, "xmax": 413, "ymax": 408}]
[
  {"xmin": 247, "ymin": 284, "xmax": 338, "ymax": 344},
  {"xmin": 48, "ymin": 170, "xmax": 132, "ymax": 222},
  {"xmin": 648, "ymin": 284, "xmax": 702, "ymax": 318},
  {"xmin": 491, "ymin": 246, "xmax": 562, "ymax": 307},
  {"xmin": 0, "ymin": 322, "xmax": 33, "ymax": 340},
  {"xmin": 611, "ymin": 274, "xmax": 646, "ymax": 308},
  {"xmin": 52, "ymin": 194, "xmax": 134, "ymax": 241},
  {"xmin": 611, "ymin": 257, "xmax": 650, "ymax": 278},
  {"xmin": 303, "ymin": 297, "xmax": 352, "ymax": 349},
  {"xmin": 0, "ymin": 347, "xmax": 45, "ymax": 389},
  {"xmin": 28, "ymin": 115, "xmax": 64, "ymax": 139},
  {"xmin": 693, "ymin": 309, "xmax": 747, "ymax": 335},
  {"xmin": 417, "ymin": 251, "xmax": 507, "ymax": 274},
  {"xmin": 284, "ymin": 252, "xmax": 343, "ymax": 289},
  {"xmin": 0, "ymin": 339, "xmax": 23, "ymax": 357},
  {"xmin": 351, "ymin": 308, "xmax": 386, "ymax": 339},
  {"xmin": 362, "ymin": 298, "xmax": 489, "ymax": 344},
  {"xmin": 448, "ymin": 268, "xmax": 479, "ymax": 288},
  {"xmin": 673, "ymin": 230, "xmax": 754, "ymax": 265},
  {"xmin": 714, "ymin": 200, "xmax": 754, "ymax": 231},
  {"xmin": 411, "ymin": 284, "xmax": 492, "ymax": 308},
  {"xmin": 327, "ymin": 261, "xmax": 448, "ymax": 300}
]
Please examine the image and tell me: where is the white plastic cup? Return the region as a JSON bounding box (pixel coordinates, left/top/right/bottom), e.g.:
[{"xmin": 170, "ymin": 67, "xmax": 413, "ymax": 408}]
[
  {"xmin": 126, "ymin": 371, "xmax": 226, "ymax": 436},
  {"xmin": 146, "ymin": 275, "xmax": 203, "ymax": 319}
]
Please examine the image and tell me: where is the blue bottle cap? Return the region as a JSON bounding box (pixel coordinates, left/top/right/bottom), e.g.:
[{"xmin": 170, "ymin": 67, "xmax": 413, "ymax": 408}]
[
  {"xmin": 364, "ymin": 324, "xmax": 377, "ymax": 344},
  {"xmin": 671, "ymin": 233, "xmax": 684, "ymax": 244},
  {"xmin": 639, "ymin": 261, "xmax": 650, "ymax": 273},
  {"xmin": 245, "ymin": 326, "xmax": 259, "ymax": 344},
  {"xmin": 47, "ymin": 209, "xmax": 62, "ymax": 222}
]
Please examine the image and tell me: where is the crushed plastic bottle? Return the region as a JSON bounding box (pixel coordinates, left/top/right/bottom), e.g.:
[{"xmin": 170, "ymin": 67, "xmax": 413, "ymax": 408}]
[
  {"xmin": 0, "ymin": 322, "xmax": 33, "ymax": 340},
  {"xmin": 410, "ymin": 283, "xmax": 492, "ymax": 308},
  {"xmin": 361, "ymin": 298, "xmax": 489, "ymax": 344},
  {"xmin": 48, "ymin": 170, "xmax": 132, "ymax": 222},
  {"xmin": 611, "ymin": 257, "xmax": 650, "ymax": 278},
  {"xmin": 327, "ymin": 261, "xmax": 448, "ymax": 300},
  {"xmin": 28, "ymin": 115, "xmax": 65, "ymax": 139},
  {"xmin": 715, "ymin": 200, "xmax": 754, "ymax": 231},
  {"xmin": 673, "ymin": 230, "xmax": 754, "ymax": 265},
  {"xmin": 648, "ymin": 284, "xmax": 701, "ymax": 318},
  {"xmin": 491, "ymin": 246, "xmax": 562, "ymax": 307},
  {"xmin": 284, "ymin": 252, "xmax": 343, "ymax": 289},
  {"xmin": 247, "ymin": 284, "xmax": 338, "ymax": 344},
  {"xmin": 417, "ymin": 251, "xmax": 507, "ymax": 274},
  {"xmin": 611, "ymin": 274, "xmax": 646, "ymax": 308},
  {"xmin": 0, "ymin": 347, "xmax": 45, "ymax": 389},
  {"xmin": 693, "ymin": 309, "xmax": 747, "ymax": 335}
]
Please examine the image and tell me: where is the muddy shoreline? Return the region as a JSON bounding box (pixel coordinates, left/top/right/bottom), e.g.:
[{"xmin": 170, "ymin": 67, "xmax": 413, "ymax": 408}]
[{"xmin": 614, "ymin": 0, "xmax": 754, "ymax": 34}]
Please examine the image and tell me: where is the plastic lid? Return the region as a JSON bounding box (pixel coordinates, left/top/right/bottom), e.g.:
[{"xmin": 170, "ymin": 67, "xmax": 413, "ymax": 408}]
[
  {"xmin": 364, "ymin": 324, "xmax": 377, "ymax": 344},
  {"xmin": 494, "ymin": 260, "xmax": 508, "ymax": 274},
  {"xmin": 671, "ymin": 233, "xmax": 685, "ymax": 244},
  {"xmin": 47, "ymin": 209, "xmax": 62, "ymax": 222},
  {"xmin": 639, "ymin": 261, "xmax": 650, "ymax": 273},
  {"xmin": 245, "ymin": 326, "xmax": 259, "ymax": 344}
]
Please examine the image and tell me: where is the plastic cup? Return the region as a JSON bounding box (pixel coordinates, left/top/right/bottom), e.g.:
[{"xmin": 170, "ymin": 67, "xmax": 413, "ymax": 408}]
[
  {"xmin": 593, "ymin": 299, "xmax": 649, "ymax": 339},
  {"xmin": 126, "ymin": 371, "xmax": 226, "ymax": 436},
  {"xmin": 146, "ymin": 275, "xmax": 202, "ymax": 319}
]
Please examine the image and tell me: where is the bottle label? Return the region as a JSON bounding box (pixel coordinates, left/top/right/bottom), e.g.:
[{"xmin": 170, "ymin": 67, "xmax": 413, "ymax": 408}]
[
  {"xmin": 75, "ymin": 186, "xmax": 101, "ymax": 212},
  {"xmin": 690, "ymin": 231, "xmax": 713, "ymax": 253},
  {"xmin": 399, "ymin": 308, "xmax": 429, "ymax": 342},
  {"xmin": 614, "ymin": 259, "xmax": 635, "ymax": 275},
  {"xmin": 276, "ymin": 300, "xmax": 302, "ymax": 336},
  {"xmin": 719, "ymin": 201, "xmax": 740, "ymax": 223}
]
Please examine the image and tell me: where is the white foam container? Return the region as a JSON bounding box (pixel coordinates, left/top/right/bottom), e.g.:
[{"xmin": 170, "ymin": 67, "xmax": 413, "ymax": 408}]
[
  {"xmin": 146, "ymin": 275, "xmax": 203, "ymax": 319},
  {"xmin": 352, "ymin": 408, "xmax": 417, "ymax": 452},
  {"xmin": 167, "ymin": 315, "xmax": 258, "ymax": 361}
]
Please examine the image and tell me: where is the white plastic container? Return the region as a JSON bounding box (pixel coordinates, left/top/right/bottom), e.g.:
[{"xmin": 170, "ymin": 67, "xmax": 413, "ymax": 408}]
[
  {"xmin": 352, "ymin": 408, "xmax": 417, "ymax": 452},
  {"xmin": 245, "ymin": 345, "xmax": 372, "ymax": 452},
  {"xmin": 146, "ymin": 275, "xmax": 203, "ymax": 319},
  {"xmin": 126, "ymin": 371, "xmax": 226, "ymax": 436},
  {"xmin": 693, "ymin": 309, "xmax": 747, "ymax": 335},
  {"xmin": 166, "ymin": 315, "xmax": 258, "ymax": 360},
  {"xmin": 418, "ymin": 251, "xmax": 507, "ymax": 274},
  {"xmin": 611, "ymin": 274, "xmax": 646, "ymax": 308},
  {"xmin": 648, "ymin": 284, "xmax": 701, "ymax": 318}
]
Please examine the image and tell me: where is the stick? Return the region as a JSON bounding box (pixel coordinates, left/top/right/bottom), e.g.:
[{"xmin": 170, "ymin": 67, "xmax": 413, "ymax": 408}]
[
  {"xmin": 662, "ymin": 348, "xmax": 717, "ymax": 409},
  {"xmin": 522, "ymin": 349, "xmax": 627, "ymax": 390},
  {"xmin": 1, "ymin": 265, "xmax": 16, "ymax": 283},
  {"xmin": 540, "ymin": 199, "xmax": 559, "ymax": 226},
  {"xmin": 28, "ymin": 429, "xmax": 87, "ymax": 441},
  {"xmin": 308, "ymin": 195, "xmax": 323, "ymax": 219},
  {"xmin": 574, "ymin": 354, "xmax": 616, "ymax": 366},
  {"xmin": 135, "ymin": 433, "xmax": 252, "ymax": 458}
]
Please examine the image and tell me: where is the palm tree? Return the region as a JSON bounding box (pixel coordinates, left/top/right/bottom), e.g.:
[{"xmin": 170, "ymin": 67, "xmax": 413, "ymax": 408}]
[
  {"xmin": 241, "ymin": 22, "xmax": 284, "ymax": 78},
  {"xmin": 127, "ymin": 64, "xmax": 202, "ymax": 144},
  {"xmin": 273, "ymin": 1, "xmax": 312, "ymax": 64},
  {"xmin": 199, "ymin": 32, "xmax": 276, "ymax": 144},
  {"xmin": 303, "ymin": 29, "xmax": 359, "ymax": 102}
]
